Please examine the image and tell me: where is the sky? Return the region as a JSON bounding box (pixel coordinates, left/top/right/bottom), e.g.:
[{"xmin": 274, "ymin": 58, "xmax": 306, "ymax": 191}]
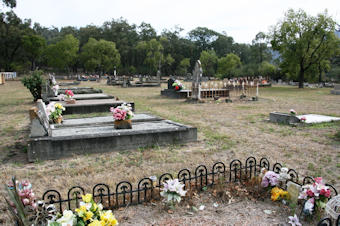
[{"xmin": 10, "ymin": 0, "xmax": 340, "ymax": 44}]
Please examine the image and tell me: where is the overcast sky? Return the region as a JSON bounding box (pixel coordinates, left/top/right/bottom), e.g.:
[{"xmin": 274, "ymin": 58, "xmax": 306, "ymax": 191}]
[{"xmin": 11, "ymin": 0, "xmax": 340, "ymax": 44}]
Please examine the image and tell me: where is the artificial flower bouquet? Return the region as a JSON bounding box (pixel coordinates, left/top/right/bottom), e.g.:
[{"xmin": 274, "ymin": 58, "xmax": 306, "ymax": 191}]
[
  {"xmin": 290, "ymin": 109, "xmax": 297, "ymax": 115},
  {"xmin": 64, "ymin": 90, "xmax": 76, "ymax": 104},
  {"xmin": 261, "ymin": 168, "xmax": 291, "ymax": 203},
  {"xmin": 52, "ymin": 85, "xmax": 59, "ymax": 96},
  {"xmin": 49, "ymin": 194, "xmax": 118, "ymax": 226},
  {"xmin": 298, "ymin": 177, "xmax": 331, "ymax": 215},
  {"xmin": 160, "ymin": 179, "xmax": 187, "ymax": 207},
  {"xmin": 110, "ymin": 103, "xmax": 134, "ymax": 129},
  {"xmin": 172, "ymin": 80, "xmax": 184, "ymax": 91},
  {"xmin": 46, "ymin": 102, "xmax": 65, "ymax": 124}
]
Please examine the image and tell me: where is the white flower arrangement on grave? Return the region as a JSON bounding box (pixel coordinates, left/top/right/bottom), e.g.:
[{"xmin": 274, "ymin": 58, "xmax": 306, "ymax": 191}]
[
  {"xmin": 290, "ymin": 109, "xmax": 297, "ymax": 115},
  {"xmin": 160, "ymin": 179, "xmax": 187, "ymax": 207}
]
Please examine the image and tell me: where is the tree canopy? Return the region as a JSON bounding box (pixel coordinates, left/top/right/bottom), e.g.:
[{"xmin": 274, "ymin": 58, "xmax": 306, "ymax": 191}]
[{"xmin": 270, "ymin": 9, "xmax": 340, "ymax": 87}]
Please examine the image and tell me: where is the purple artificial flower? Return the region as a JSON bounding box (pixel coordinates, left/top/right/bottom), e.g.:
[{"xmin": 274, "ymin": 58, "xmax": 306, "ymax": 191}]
[
  {"xmin": 288, "ymin": 214, "xmax": 302, "ymax": 226},
  {"xmin": 261, "ymin": 171, "xmax": 279, "ymax": 187}
]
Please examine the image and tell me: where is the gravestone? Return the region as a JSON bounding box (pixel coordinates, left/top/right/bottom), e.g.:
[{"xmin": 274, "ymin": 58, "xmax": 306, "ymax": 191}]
[
  {"xmin": 331, "ymin": 84, "xmax": 340, "ymax": 95},
  {"xmin": 36, "ymin": 100, "xmax": 51, "ymax": 135},
  {"xmin": 167, "ymin": 78, "xmax": 175, "ymax": 89},
  {"xmin": 269, "ymin": 112, "xmax": 300, "ymax": 124},
  {"xmin": 287, "ymin": 181, "xmax": 301, "ymax": 205},
  {"xmin": 157, "ymin": 70, "xmax": 161, "ymax": 86},
  {"xmin": 192, "ymin": 60, "xmax": 202, "ymax": 100},
  {"xmin": 29, "ymin": 107, "xmax": 48, "ymax": 137}
]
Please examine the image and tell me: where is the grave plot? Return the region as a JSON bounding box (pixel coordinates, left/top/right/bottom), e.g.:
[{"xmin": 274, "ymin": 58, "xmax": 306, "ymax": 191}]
[
  {"xmin": 27, "ymin": 101, "xmax": 197, "ymax": 162},
  {"xmin": 108, "ymin": 74, "xmax": 161, "ymax": 87},
  {"xmin": 55, "ymin": 99, "xmax": 135, "ymax": 114},
  {"xmin": 161, "ymin": 61, "xmax": 260, "ymax": 101},
  {"xmin": 270, "ymin": 112, "xmax": 340, "ymax": 124}
]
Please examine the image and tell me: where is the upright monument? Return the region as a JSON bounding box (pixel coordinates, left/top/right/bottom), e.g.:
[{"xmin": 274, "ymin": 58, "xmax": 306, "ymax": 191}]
[{"xmin": 192, "ymin": 60, "xmax": 202, "ymax": 100}]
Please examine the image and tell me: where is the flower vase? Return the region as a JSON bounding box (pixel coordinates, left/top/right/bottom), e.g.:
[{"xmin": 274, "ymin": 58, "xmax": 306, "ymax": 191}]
[
  {"xmin": 114, "ymin": 119, "xmax": 132, "ymax": 129},
  {"xmin": 53, "ymin": 116, "xmax": 63, "ymax": 124},
  {"xmin": 65, "ymin": 97, "xmax": 76, "ymax": 104}
]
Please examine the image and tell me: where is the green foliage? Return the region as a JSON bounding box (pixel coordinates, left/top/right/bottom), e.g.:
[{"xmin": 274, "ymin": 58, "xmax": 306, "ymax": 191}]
[
  {"xmin": 217, "ymin": 53, "xmax": 241, "ymax": 77},
  {"xmin": 81, "ymin": 38, "xmax": 120, "ymax": 74},
  {"xmin": 136, "ymin": 38, "xmax": 164, "ymax": 74},
  {"xmin": 199, "ymin": 50, "xmax": 218, "ymax": 76},
  {"xmin": 270, "ymin": 9, "xmax": 340, "ymax": 87},
  {"xmin": 22, "ymin": 34, "xmax": 46, "ymax": 70},
  {"xmin": 45, "ymin": 34, "xmax": 79, "ymax": 71},
  {"xmin": 21, "ymin": 70, "xmax": 44, "ymax": 101},
  {"xmin": 258, "ymin": 61, "xmax": 277, "ymax": 77},
  {"xmin": 176, "ymin": 58, "xmax": 191, "ymax": 75}
]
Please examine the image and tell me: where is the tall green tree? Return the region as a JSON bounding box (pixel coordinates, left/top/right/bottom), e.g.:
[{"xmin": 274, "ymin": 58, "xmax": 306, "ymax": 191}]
[
  {"xmin": 176, "ymin": 58, "xmax": 190, "ymax": 75},
  {"xmin": 199, "ymin": 50, "xmax": 218, "ymax": 76},
  {"xmin": 270, "ymin": 9, "xmax": 340, "ymax": 88},
  {"xmin": 81, "ymin": 38, "xmax": 120, "ymax": 74},
  {"xmin": 45, "ymin": 34, "xmax": 79, "ymax": 72},
  {"xmin": 217, "ymin": 53, "xmax": 241, "ymax": 77},
  {"xmin": 22, "ymin": 34, "xmax": 46, "ymax": 70},
  {"xmin": 136, "ymin": 38, "xmax": 164, "ymax": 74}
]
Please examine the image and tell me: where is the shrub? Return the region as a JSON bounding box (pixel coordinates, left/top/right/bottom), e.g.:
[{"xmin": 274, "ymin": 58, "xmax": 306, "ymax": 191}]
[{"xmin": 21, "ymin": 70, "xmax": 44, "ymax": 101}]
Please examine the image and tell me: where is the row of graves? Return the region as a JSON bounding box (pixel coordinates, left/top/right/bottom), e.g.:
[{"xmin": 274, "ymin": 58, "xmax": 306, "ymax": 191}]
[
  {"xmin": 161, "ymin": 60, "xmax": 259, "ymax": 102},
  {"xmin": 107, "ymin": 73, "xmax": 161, "ymax": 87},
  {"xmin": 28, "ymin": 74, "xmax": 197, "ymax": 162}
]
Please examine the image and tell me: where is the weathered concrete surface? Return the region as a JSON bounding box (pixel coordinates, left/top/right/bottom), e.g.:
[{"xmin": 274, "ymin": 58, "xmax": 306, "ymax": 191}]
[
  {"xmin": 58, "ymin": 87, "xmax": 103, "ymax": 95},
  {"xmin": 296, "ymin": 114, "xmax": 340, "ymax": 124},
  {"xmin": 55, "ymin": 113, "xmax": 162, "ymax": 128},
  {"xmin": 28, "ymin": 119, "xmax": 197, "ymax": 162},
  {"xmin": 56, "ymin": 99, "xmax": 135, "ymax": 114},
  {"xmin": 331, "ymin": 84, "xmax": 340, "ymax": 95},
  {"xmin": 161, "ymin": 89, "xmax": 190, "ymax": 98},
  {"xmin": 49, "ymin": 93, "xmax": 114, "ymax": 101},
  {"xmin": 269, "ymin": 112, "xmax": 300, "ymax": 124}
]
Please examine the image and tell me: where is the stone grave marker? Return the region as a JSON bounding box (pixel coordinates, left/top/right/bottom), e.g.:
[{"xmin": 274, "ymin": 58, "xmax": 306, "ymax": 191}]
[
  {"xmin": 192, "ymin": 60, "xmax": 202, "ymax": 100},
  {"xmin": 331, "ymin": 84, "xmax": 340, "ymax": 95},
  {"xmin": 29, "ymin": 107, "xmax": 48, "ymax": 137},
  {"xmin": 36, "ymin": 99, "xmax": 51, "ymax": 135},
  {"xmin": 287, "ymin": 181, "xmax": 301, "ymax": 205}
]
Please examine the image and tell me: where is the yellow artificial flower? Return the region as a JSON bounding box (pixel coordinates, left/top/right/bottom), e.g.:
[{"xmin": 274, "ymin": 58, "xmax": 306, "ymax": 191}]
[
  {"xmin": 82, "ymin": 194, "xmax": 93, "ymax": 203},
  {"xmin": 88, "ymin": 220, "xmax": 102, "ymax": 226},
  {"xmin": 280, "ymin": 190, "xmax": 290, "ymax": 200},
  {"xmin": 84, "ymin": 211, "xmax": 94, "ymax": 221},
  {"xmin": 271, "ymin": 187, "xmax": 281, "ymax": 201},
  {"xmin": 92, "ymin": 203, "xmax": 98, "ymax": 211}
]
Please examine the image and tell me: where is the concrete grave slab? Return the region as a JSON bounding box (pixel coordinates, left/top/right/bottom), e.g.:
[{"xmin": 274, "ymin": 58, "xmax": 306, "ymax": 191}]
[
  {"xmin": 330, "ymin": 84, "xmax": 340, "ymax": 95},
  {"xmin": 296, "ymin": 114, "xmax": 340, "ymax": 124},
  {"xmin": 55, "ymin": 113, "xmax": 162, "ymax": 128},
  {"xmin": 28, "ymin": 116, "xmax": 197, "ymax": 162},
  {"xmin": 269, "ymin": 112, "xmax": 300, "ymax": 124},
  {"xmin": 49, "ymin": 93, "xmax": 114, "ymax": 101},
  {"xmin": 55, "ymin": 99, "xmax": 135, "ymax": 114}
]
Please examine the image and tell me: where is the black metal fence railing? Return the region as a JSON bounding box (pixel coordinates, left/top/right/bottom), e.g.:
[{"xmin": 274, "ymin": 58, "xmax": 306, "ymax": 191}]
[{"xmin": 42, "ymin": 156, "xmax": 339, "ymax": 223}]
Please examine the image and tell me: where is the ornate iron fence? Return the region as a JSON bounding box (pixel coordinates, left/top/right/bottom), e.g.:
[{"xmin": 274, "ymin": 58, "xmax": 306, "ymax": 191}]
[{"xmin": 42, "ymin": 156, "xmax": 338, "ymax": 224}]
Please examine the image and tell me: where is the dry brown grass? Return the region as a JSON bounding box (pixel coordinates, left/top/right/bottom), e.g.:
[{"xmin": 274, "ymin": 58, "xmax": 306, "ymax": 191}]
[{"xmin": 0, "ymin": 79, "xmax": 339, "ymax": 224}]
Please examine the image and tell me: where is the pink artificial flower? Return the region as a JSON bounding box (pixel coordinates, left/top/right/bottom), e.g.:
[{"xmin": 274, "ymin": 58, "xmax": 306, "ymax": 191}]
[
  {"xmin": 261, "ymin": 171, "xmax": 279, "ymax": 187},
  {"xmin": 300, "ymin": 116, "xmax": 306, "ymax": 122},
  {"xmin": 320, "ymin": 189, "xmax": 331, "ymax": 198},
  {"xmin": 314, "ymin": 177, "xmax": 323, "ymax": 184},
  {"xmin": 22, "ymin": 198, "xmax": 30, "ymax": 205},
  {"xmin": 306, "ymin": 189, "xmax": 314, "ymax": 197}
]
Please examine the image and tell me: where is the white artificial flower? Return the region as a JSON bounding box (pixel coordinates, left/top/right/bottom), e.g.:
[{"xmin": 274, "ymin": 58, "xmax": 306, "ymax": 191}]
[
  {"xmin": 98, "ymin": 203, "xmax": 103, "ymax": 211},
  {"xmin": 56, "ymin": 210, "xmax": 75, "ymax": 226},
  {"xmin": 79, "ymin": 201, "xmax": 92, "ymax": 210}
]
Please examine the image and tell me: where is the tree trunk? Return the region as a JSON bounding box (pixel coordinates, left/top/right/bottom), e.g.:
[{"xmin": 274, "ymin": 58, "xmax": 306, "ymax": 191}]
[
  {"xmin": 298, "ymin": 67, "xmax": 304, "ymax": 88},
  {"xmin": 318, "ymin": 64, "xmax": 322, "ymax": 83}
]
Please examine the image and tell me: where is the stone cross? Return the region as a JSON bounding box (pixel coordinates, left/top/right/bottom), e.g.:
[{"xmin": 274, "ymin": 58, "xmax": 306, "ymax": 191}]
[{"xmin": 192, "ymin": 60, "xmax": 202, "ymax": 100}]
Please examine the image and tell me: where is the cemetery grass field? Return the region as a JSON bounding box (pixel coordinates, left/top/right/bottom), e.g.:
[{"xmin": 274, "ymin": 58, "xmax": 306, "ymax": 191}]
[{"xmin": 0, "ymin": 80, "xmax": 339, "ymax": 224}]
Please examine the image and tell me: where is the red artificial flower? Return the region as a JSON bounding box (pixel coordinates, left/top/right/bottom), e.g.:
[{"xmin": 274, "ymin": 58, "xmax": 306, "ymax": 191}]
[
  {"xmin": 320, "ymin": 189, "xmax": 331, "ymax": 198},
  {"xmin": 175, "ymin": 86, "xmax": 180, "ymax": 90},
  {"xmin": 306, "ymin": 189, "xmax": 314, "ymax": 197}
]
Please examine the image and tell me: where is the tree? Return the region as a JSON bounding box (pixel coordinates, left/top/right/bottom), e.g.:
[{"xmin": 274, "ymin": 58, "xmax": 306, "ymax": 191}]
[
  {"xmin": 138, "ymin": 22, "xmax": 157, "ymax": 41},
  {"xmin": 176, "ymin": 58, "xmax": 190, "ymax": 75},
  {"xmin": 217, "ymin": 53, "xmax": 241, "ymax": 77},
  {"xmin": 136, "ymin": 38, "xmax": 164, "ymax": 74},
  {"xmin": 258, "ymin": 61, "xmax": 277, "ymax": 77},
  {"xmin": 199, "ymin": 50, "xmax": 218, "ymax": 76},
  {"xmin": 45, "ymin": 34, "xmax": 79, "ymax": 72},
  {"xmin": 270, "ymin": 9, "xmax": 340, "ymax": 88},
  {"xmin": 81, "ymin": 38, "xmax": 120, "ymax": 74},
  {"xmin": 0, "ymin": 11, "xmax": 32, "ymax": 71},
  {"xmin": 251, "ymin": 32, "xmax": 272, "ymax": 64},
  {"xmin": 2, "ymin": 0, "xmax": 16, "ymax": 8},
  {"xmin": 22, "ymin": 34, "xmax": 46, "ymax": 70}
]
